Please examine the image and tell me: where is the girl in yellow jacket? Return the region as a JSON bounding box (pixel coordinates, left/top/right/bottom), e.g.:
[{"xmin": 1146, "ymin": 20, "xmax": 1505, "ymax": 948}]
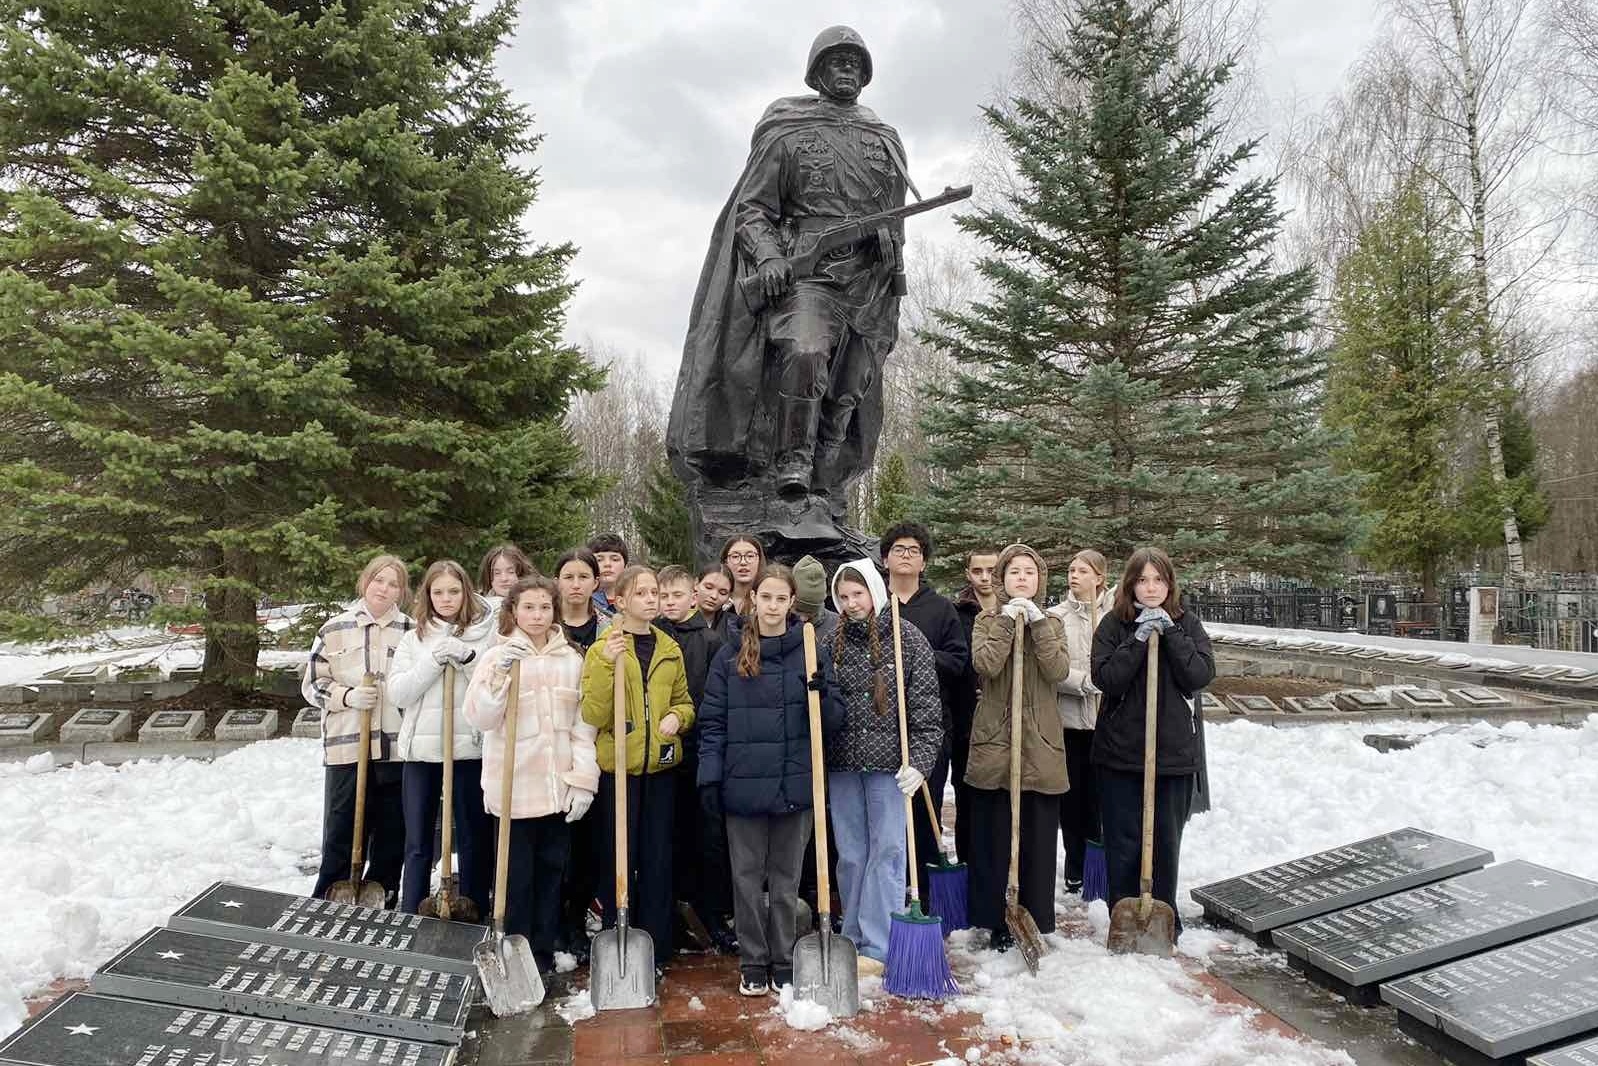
[{"xmin": 582, "ymin": 565, "xmax": 695, "ymax": 971}]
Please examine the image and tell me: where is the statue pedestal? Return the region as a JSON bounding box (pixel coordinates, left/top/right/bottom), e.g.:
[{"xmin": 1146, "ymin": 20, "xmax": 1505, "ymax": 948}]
[{"xmin": 691, "ymin": 481, "xmax": 876, "ymax": 568}]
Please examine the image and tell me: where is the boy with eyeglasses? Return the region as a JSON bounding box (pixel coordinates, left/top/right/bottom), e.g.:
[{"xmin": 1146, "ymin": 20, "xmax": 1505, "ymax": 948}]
[{"xmin": 878, "ymin": 521, "xmax": 965, "ymax": 911}]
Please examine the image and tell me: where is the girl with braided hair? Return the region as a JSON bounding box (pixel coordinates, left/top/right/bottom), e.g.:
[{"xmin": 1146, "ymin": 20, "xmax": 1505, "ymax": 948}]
[{"xmin": 825, "ymin": 560, "xmax": 942, "ymax": 975}]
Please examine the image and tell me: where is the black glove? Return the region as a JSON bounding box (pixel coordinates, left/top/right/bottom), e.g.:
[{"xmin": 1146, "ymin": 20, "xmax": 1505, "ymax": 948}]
[
  {"xmin": 699, "ymin": 783, "xmax": 723, "ymax": 821},
  {"xmin": 807, "ymin": 670, "xmax": 825, "ymax": 692}
]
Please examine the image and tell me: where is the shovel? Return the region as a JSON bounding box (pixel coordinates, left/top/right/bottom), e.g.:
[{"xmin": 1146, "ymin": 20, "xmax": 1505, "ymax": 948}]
[
  {"xmin": 473, "ymin": 659, "xmax": 545, "ymax": 1014},
  {"xmin": 420, "ymin": 665, "xmax": 481, "ymax": 923},
  {"xmin": 1107, "ymin": 629, "xmax": 1177, "ymax": 956},
  {"xmin": 1004, "ymin": 622, "xmax": 1049, "ymax": 974},
  {"xmin": 794, "ymin": 622, "xmax": 859, "ymax": 1017},
  {"xmin": 590, "ymin": 657, "xmax": 656, "ymax": 1009},
  {"xmin": 327, "ymin": 667, "xmax": 388, "ymax": 910}
]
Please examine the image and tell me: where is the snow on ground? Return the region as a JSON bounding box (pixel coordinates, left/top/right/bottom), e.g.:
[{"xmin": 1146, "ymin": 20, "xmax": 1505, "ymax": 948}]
[{"xmin": 2, "ymin": 717, "xmax": 1596, "ymax": 1062}]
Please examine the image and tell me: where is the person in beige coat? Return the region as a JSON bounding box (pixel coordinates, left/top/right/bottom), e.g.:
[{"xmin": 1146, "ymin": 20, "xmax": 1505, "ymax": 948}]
[
  {"xmin": 963, "ymin": 543, "xmax": 1071, "ymax": 950},
  {"xmin": 1046, "ymin": 549, "xmax": 1116, "ymax": 893},
  {"xmin": 465, "ymin": 575, "xmax": 600, "ymax": 973}
]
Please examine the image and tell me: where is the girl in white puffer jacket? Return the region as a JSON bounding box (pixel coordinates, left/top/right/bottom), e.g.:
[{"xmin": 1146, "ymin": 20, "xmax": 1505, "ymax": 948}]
[{"xmin": 389, "ymin": 560, "xmax": 498, "ymax": 914}]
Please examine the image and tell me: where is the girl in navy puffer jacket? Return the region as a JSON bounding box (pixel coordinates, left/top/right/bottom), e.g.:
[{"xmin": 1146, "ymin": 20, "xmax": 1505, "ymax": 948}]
[{"xmin": 697, "ymin": 565, "xmax": 843, "ymax": 997}]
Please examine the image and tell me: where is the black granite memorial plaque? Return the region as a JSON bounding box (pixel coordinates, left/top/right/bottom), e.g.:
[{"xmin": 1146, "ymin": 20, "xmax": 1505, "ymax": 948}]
[
  {"xmin": 148, "ymin": 712, "xmax": 190, "ymax": 729},
  {"xmin": 1530, "ymin": 1035, "xmax": 1598, "ymax": 1066},
  {"xmin": 1382, "ymin": 918, "xmax": 1598, "ymax": 1061},
  {"xmin": 73, "ymin": 710, "xmax": 119, "ymax": 726},
  {"xmin": 1190, "ymin": 828, "xmax": 1492, "ymax": 942},
  {"xmin": 90, "ymin": 927, "xmax": 470, "ymax": 1045},
  {"xmin": 0, "ymin": 712, "xmax": 41, "ymax": 731},
  {"xmin": 0, "ymin": 991, "xmax": 456, "ymax": 1066},
  {"xmin": 1276, "ymin": 861, "xmax": 1598, "ymax": 1004},
  {"xmin": 168, "ymin": 882, "xmax": 486, "ymax": 976}
]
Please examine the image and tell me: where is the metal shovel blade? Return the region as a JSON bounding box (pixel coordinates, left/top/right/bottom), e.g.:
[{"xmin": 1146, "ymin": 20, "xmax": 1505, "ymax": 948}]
[
  {"xmin": 473, "ymin": 932, "xmax": 545, "ymax": 1016},
  {"xmin": 794, "ymin": 926, "xmax": 859, "ymax": 1018},
  {"xmin": 1106, "ymin": 896, "xmax": 1177, "ymax": 957},
  {"xmin": 326, "ymin": 878, "xmax": 387, "ymax": 911},
  {"xmin": 419, "ymin": 876, "xmax": 481, "ymax": 924},
  {"xmin": 1005, "ymin": 899, "xmax": 1048, "ymax": 976},
  {"xmin": 590, "ymin": 922, "xmax": 656, "ymax": 1010}
]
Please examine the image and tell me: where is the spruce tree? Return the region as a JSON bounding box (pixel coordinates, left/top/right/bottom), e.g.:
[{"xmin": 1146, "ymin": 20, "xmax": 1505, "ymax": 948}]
[
  {"xmin": 1325, "ymin": 182, "xmax": 1478, "ymax": 598},
  {"xmin": 0, "ymin": 1, "xmax": 599, "ymax": 683},
  {"xmin": 916, "ymin": 0, "xmax": 1358, "ymax": 582},
  {"xmin": 868, "ymin": 452, "xmax": 912, "ymax": 535},
  {"xmin": 632, "ymin": 459, "xmax": 694, "ymax": 569}
]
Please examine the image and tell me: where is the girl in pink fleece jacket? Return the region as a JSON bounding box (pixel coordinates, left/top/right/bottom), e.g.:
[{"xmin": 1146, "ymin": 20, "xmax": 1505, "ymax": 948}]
[{"xmin": 465, "ymin": 574, "xmax": 600, "ymax": 973}]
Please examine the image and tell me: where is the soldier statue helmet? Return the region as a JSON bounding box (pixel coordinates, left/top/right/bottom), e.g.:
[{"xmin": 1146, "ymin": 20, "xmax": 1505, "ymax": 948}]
[{"xmin": 804, "ymin": 26, "xmax": 874, "ymax": 91}]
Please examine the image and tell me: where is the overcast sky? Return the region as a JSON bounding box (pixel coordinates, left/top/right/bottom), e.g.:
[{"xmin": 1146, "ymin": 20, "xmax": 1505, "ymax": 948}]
[{"xmin": 497, "ymin": 0, "xmax": 1384, "ymax": 382}]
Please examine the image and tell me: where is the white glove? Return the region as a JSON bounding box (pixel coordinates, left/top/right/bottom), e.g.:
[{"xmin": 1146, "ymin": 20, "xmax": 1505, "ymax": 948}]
[
  {"xmin": 1081, "ymin": 679, "xmax": 1101, "ymax": 697},
  {"xmin": 895, "ymin": 764, "xmax": 925, "ymax": 796},
  {"xmin": 440, "ymin": 637, "xmax": 475, "ymax": 665},
  {"xmin": 565, "ymin": 789, "xmax": 594, "ymax": 823},
  {"xmin": 1012, "ymin": 597, "xmax": 1045, "ymax": 623},
  {"xmin": 344, "ymin": 685, "xmax": 378, "ymax": 712},
  {"xmin": 1001, "ymin": 601, "xmax": 1027, "ymax": 621},
  {"xmin": 496, "ymin": 636, "xmax": 532, "ymax": 670}
]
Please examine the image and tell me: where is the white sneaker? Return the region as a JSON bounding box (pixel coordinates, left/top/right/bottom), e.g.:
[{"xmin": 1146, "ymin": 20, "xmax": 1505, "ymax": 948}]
[
  {"xmin": 856, "ymin": 956, "xmax": 884, "ymax": 977},
  {"xmin": 738, "ymin": 975, "xmax": 769, "ymax": 997}
]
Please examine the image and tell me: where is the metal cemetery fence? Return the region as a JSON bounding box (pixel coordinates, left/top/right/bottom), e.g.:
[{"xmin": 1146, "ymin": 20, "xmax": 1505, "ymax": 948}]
[{"xmin": 1185, "ymin": 574, "xmax": 1598, "ymax": 652}]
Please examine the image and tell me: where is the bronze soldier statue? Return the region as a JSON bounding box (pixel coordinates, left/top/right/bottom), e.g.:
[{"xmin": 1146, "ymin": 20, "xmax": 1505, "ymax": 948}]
[{"xmin": 668, "ymin": 26, "xmax": 967, "ymax": 565}]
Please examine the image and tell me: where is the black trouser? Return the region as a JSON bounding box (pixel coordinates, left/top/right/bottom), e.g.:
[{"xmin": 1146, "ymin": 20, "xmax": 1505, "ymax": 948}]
[
  {"xmin": 965, "ymin": 786, "xmax": 1058, "ymax": 939},
  {"xmin": 673, "ymin": 743, "xmax": 732, "ymax": 928},
  {"xmin": 312, "ymin": 761, "xmax": 405, "ymax": 904},
  {"xmin": 909, "ymin": 743, "xmax": 952, "ymax": 904},
  {"xmin": 950, "ymin": 727, "xmax": 975, "ymax": 866},
  {"xmin": 399, "ymin": 760, "xmax": 494, "ymax": 914},
  {"xmin": 1097, "ymin": 765, "xmax": 1193, "ymax": 938},
  {"xmin": 501, "ymin": 812, "xmax": 570, "ymax": 969},
  {"xmin": 1058, "ymin": 729, "xmax": 1101, "ymax": 882},
  {"xmin": 559, "ymin": 794, "xmax": 601, "ymax": 951},
  {"xmin": 595, "ymin": 769, "xmax": 676, "ymax": 960},
  {"xmin": 798, "ymin": 802, "xmax": 839, "ymax": 923}
]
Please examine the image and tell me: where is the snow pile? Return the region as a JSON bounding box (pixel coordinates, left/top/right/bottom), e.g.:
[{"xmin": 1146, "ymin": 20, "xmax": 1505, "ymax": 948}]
[
  {"xmin": 0, "ymin": 739, "xmax": 322, "ymax": 1028},
  {"xmin": 777, "ymin": 983, "xmax": 830, "ymax": 1030}
]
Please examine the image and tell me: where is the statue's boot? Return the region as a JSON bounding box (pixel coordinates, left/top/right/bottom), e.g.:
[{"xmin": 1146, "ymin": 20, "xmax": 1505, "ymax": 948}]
[{"xmin": 774, "ymin": 394, "xmax": 822, "ymax": 498}]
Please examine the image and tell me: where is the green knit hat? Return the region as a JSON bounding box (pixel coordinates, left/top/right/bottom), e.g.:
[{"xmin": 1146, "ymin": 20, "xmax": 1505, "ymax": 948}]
[{"xmin": 793, "ymin": 554, "xmax": 828, "ymax": 616}]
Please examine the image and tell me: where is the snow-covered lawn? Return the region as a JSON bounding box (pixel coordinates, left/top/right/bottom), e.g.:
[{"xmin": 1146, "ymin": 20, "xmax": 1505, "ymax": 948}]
[{"xmin": 2, "ymin": 715, "xmax": 1595, "ymax": 1064}]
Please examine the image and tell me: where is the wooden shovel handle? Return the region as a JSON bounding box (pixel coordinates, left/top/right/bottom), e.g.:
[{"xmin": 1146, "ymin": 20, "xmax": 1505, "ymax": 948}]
[
  {"xmin": 1140, "ymin": 631, "xmax": 1161, "ymax": 913},
  {"xmin": 439, "ymin": 664, "xmax": 455, "ymax": 882},
  {"xmin": 351, "ymin": 689, "xmax": 371, "ymax": 877},
  {"xmin": 493, "ymin": 661, "xmax": 519, "ymax": 929},
  {"xmin": 802, "ymin": 623, "xmax": 832, "ymax": 917},
  {"xmin": 1008, "ymin": 620, "xmax": 1025, "ymax": 895},
  {"xmin": 890, "ymin": 597, "xmax": 919, "ymax": 903},
  {"xmin": 613, "ymin": 656, "xmax": 630, "ymax": 912},
  {"xmin": 919, "ymin": 781, "xmax": 944, "ymax": 841}
]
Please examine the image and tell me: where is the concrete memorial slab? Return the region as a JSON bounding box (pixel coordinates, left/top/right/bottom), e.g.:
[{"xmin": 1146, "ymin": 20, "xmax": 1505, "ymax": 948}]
[
  {"xmin": 32, "ymin": 684, "xmax": 92, "ymax": 705},
  {"xmin": 1229, "ymin": 694, "xmax": 1281, "ymax": 715},
  {"xmin": 1283, "ymin": 695, "xmax": 1339, "ymax": 715},
  {"xmin": 1190, "ymin": 828, "xmax": 1492, "ymax": 943},
  {"xmin": 1522, "ymin": 665, "xmax": 1576, "ymax": 681},
  {"xmin": 1453, "ymin": 687, "xmax": 1512, "ymax": 708},
  {"xmin": 0, "ymin": 991, "xmax": 457, "ymax": 1066},
  {"xmin": 61, "ymin": 663, "xmax": 111, "ymax": 684},
  {"xmin": 1383, "ymin": 918, "xmax": 1598, "ymax": 1062},
  {"xmin": 215, "ymin": 708, "xmax": 278, "ymax": 742},
  {"xmin": 290, "ymin": 707, "xmax": 322, "ymax": 739},
  {"xmin": 1334, "ymin": 690, "xmax": 1395, "ymax": 713},
  {"xmin": 60, "ymin": 708, "xmax": 133, "ymax": 744},
  {"xmin": 90, "ymin": 927, "xmax": 471, "ymax": 1045},
  {"xmin": 0, "ymin": 711, "xmax": 51, "ymax": 748},
  {"xmin": 167, "ymin": 882, "xmax": 487, "ymax": 977},
  {"xmin": 1530, "ymin": 1034, "xmax": 1598, "ymax": 1066},
  {"xmin": 1353, "ymin": 648, "xmax": 1388, "ymax": 660},
  {"xmin": 138, "ymin": 710, "xmax": 204, "ymax": 743},
  {"xmin": 168, "ymin": 664, "xmax": 204, "ymax": 682},
  {"xmin": 1394, "ymin": 688, "xmax": 1454, "ymax": 709},
  {"xmin": 1324, "ymin": 644, "xmax": 1361, "ymax": 656},
  {"xmin": 1200, "ymin": 692, "xmax": 1229, "ymax": 717},
  {"xmin": 0, "ymin": 686, "xmax": 37, "ymax": 705},
  {"xmin": 1276, "ymin": 861, "xmax": 1598, "ymax": 1004}
]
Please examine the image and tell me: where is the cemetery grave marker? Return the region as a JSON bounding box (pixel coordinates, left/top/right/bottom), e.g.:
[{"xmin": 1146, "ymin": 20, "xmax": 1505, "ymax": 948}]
[
  {"xmin": 1334, "ymin": 690, "xmax": 1395, "ymax": 713},
  {"xmin": 1324, "ymin": 645, "xmax": 1361, "ymax": 656},
  {"xmin": 1191, "ymin": 828, "xmax": 1492, "ymax": 944},
  {"xmin": 290, "ymin": 707, "xmax": 322, "ymax": 739},
  {"xmin": 168, "ymin": 882, "xmax": 487, "ymax": 977},
  {"xmin": 215, "ymin": 709, "xmax": 278, "ymax": 742},
  {"xmin": 90, "ymin": 927, "xmax": 472, "ymax": 1045},
  {"xmin": 60, "ymin": 708, "xmax": 133, "ymax": 744},
  {"xmin": 1229, "ymin": 695, "xmax": 1281, "ymax": 715},
  {"xmin": 0, "ymin": 686, "xmax": 38, "ymax": 705},
  {"xmin": 1275, "ymin": 861, "xmax": 1598, "ymax": 1004},
  {"xmin": 1452, "ymin": 687, "xmax": 1512, "ymax": 708},
  {"xmin": 1382, "ymin": 918, "xmax": 1598, "ymax": 1061},
  {"xmin": 1529, "ymin": 1034, "xmax": 1598, "ymax": 1066},
  {"xmin": 1283, "ymin": 695, "xmax": 1339, "ymax": 715},
  {"xmin": 0, "ymin": 711, "xmax": 51, "ymax": 748},
  {"xmin": 1353, "ymin": 648, "xmax": 1388, "ymax": 660},
  {"xmin": 1199, "ymin": 692, "xmax": 1229, "ymax": 717},
  {"xmin": 138, "ymin": 710, "xmax": 204, "ymax": 743},
  {"xmin": 0, "ymin": 991, "xmax": 457, "ymax": 1066},
  {"xmin": 1522, "ymin": 665, "xmax": 1576, "ymax": 681},
  {"xmin": 1394, "ymin": 688, "xmax": 1454, "ymax": 709}
]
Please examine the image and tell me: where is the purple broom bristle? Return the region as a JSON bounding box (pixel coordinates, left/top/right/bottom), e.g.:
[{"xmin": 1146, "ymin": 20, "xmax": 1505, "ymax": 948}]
[
  {"xmin": 926, "ymin": 866, "xmax": 969, "ymax": 931},
  {"xmin": 883, "ymin": 907, "xmax": 960, "ymax": 1000},
  {"xmin": 1082, "ymin": 840, "xmax": 1108, "ymax": 903}
]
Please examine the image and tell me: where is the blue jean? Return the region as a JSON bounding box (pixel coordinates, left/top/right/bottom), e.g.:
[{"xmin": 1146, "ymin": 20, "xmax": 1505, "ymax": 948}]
[{"xmin": 828, "ymin": 770, "xmax": 905, "ymax": 962}]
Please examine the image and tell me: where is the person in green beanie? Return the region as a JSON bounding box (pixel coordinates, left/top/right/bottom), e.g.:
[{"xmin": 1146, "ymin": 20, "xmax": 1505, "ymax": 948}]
[{"xmin": 791, "ymin": 554, "xmax": 840, "ymax": 644}]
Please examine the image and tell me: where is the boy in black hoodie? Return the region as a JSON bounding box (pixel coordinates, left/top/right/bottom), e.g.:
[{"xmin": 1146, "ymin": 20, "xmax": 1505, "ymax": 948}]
[{"xmin": 657, "ymin": 565, "xmax": 734, "ymax": 952}]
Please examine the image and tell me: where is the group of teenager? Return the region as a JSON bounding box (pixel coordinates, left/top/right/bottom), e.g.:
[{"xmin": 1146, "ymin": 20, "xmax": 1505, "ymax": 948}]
[{"xmin": 302, "ymin": 524, "xmax": 1214, "ymax": 997}]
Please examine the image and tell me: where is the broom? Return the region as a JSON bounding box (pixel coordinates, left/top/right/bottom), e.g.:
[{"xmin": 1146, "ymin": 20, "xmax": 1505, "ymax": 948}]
[
  {"xmin": 919, "ymin": 781, "xmax": 968, "ymax": 930},
  {"xmin": 884, "ymin": 597, "xmax": 959, "ymax": 1000},
  {"xmin": 1081, "ymin": 593, "xmax": 1108, "ymax": 904}
]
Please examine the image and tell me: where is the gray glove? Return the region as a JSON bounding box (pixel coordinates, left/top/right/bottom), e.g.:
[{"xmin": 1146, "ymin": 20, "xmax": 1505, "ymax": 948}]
[
  {"xmin": 1011, "ymin": 597, "xmax": 1045, "ymax": 624},
  {"xmin": 437, "ymin": 637, "xmax": 474, "ymax": 665},
  {"xmin": 344, "ymin": 684, "xmax": 378, "ymax": 711},
  {"xmin": 1001, "ymin": 601, "xmax": 1027, "ymax": 622},
  {"xmin": 496, "ymin": 636, "xmax": 533, "ymax": 670}
]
